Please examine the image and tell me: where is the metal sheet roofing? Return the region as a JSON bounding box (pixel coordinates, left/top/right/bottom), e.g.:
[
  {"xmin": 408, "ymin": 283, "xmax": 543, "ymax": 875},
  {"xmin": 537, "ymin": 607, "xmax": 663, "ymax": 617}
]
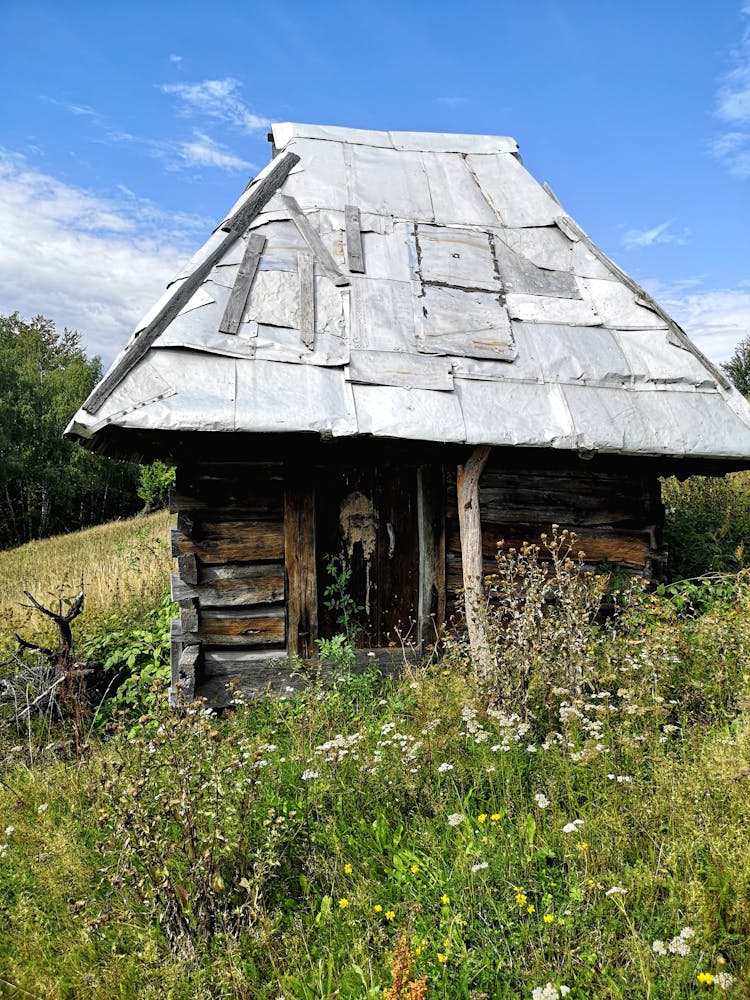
[{"xmin": 66, "ymin": 122, "xmax": 750, "ymax": 462}]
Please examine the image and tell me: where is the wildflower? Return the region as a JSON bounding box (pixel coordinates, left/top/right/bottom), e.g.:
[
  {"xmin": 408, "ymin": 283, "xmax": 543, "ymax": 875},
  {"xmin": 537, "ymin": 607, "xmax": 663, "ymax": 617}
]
[
  {"xmin": 562, "ymin": 819, "xmax": 584, "ymax": 834},
  {"xmin": 652, "ymin": 940, "xmax": 667, "ymax": 956},
  {"xmin": 437, "ymin": 762, "xmax": 454, "ymax": 773},
  {"xmin": 477, "ymin": 813, "xmax": 487, "ymax": 824},
  {"xmin": 605, "ymin": 886, "xmax": 627, "ymax": 896},
  {"xmin": 534, "ymin": 793, "xmax": 550, "ymax": 809},
  {"xmin": 576, "ymin": 842, "xmax": 589, "ymax": 852},
  {"xmin": 343, "ymin": 863, "xmax": 353, "ymax": 875},
  {"xmin": 374, "ymin": 904, "xmax": 383, "ymax": 912},
  {"xmin": 385, "ymin": 910, "xmax": 395, "ymax": 921},
  {"xmin": 515, "ymin": 892, "xmax": 528, "ymax": 906},
  {"xmin": 527, "ymin": 904, "xmax": 535, "ymax": 914},
  {"xmin": 446, "ymin": 813, "xmax": 465, "ymax": 827},
  {"xmin": 4, "ymin": 827, "xmax": 14, "ymax": 837},
  {"xmin": 338, "ymin": 898, "xmax": 350, "ymax": 909},
  {"xmin": 531, "ymin": 984, "xmax": 561, "ymax": 1000},
  {"xmin": 301, "ymin": 769, "xmax": 319, "ymax": 781},
  {"xmin": 437, "ymin": 953, "xmax": 448, "ymax": 964},
  {"xmin": 560, "ymin": 989, "xmax": 571, "ymax": 997},
  {"xmin": 441, "ymin": 894, "xmax": 451, "ymax": 905},
  {"xmin": 37, "ymin": 803, "xmax": 49, "ymax": 814},
  {"xmin": 667, "ymin": 934, "xmax": 691, "ymax": 957},
  {"xmin": 543, "ymin": 914, "xmax": 555, "ymax": 924},
  {"xmin": 491, "ymin": 812, "xmax": 502, "ymax": 821},
  {"xmin": 715, "ymin": 972, "xmax": 735, "ymax": 990},
  {"xmin": 471, "ymin": 861, "xmax": 489, "ymax": 873},
  {"xmin": 696, "ymin": 973, "xmax": 714, "ymax": 986}
]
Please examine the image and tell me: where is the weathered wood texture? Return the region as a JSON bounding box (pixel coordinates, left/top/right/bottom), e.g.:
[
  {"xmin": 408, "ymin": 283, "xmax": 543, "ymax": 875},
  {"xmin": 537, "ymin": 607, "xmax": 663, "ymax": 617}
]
[
  {"xmin": 456, "ymin": 446, "xmax": 493, "ymax": 673},
  {"xmin": 416, "ymin": 464, "xmax": 445, "ymax": 652},
  {"xmin": 345, "ymin": 204, "xmax": 365, "ymax": 273},
  {"xmin": 284, "ymin": 477, "xmax": 318, "ymax": 659},
  {"xmin": 219, "ymin": 233, "xmax": 266, "ymax": 335},
  {"xmin": 445, "ymin": 459, "xmax": 664, "ymax": 613},
  {"xmin": 83, "ymin": 151, "xmax": 300, "ymax": 414},
  {"xmin": 169, "ymin": 462, "xmax": 287, "ymax": 703}
]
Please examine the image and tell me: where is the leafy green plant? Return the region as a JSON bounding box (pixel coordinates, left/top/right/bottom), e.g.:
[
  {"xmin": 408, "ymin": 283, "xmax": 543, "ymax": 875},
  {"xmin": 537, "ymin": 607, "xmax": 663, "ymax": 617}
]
[
  {"xmin": 322, "ymin": 552, "xmax": 363, "ymax": 643},
  {"xmin": 662, "ymin": 473, "xmax": 750, "ymax": 579},
  {"xmin": 137, "ymin": 459, "xmax": 176, "ymax": 513},
  {"xmin": 79, "ymin": 591, "xmax": 175, "ymax": 726},
  {"xmin": 316, "ymin": 633, "xmax": 357, "ymax": 674}
]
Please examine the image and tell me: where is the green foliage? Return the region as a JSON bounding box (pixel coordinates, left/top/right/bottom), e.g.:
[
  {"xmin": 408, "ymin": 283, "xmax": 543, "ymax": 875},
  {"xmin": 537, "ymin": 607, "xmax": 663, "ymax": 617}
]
[
  {"xmin": 0, "ymin": 312, "xmax": 139, "ymax": 549},
  {"xmin": 662, "ymin": 473, "xmax": 750, "ymax": 579},
  {"xmin": 137, "ymin": 460, "xmax": 176, "ymax": 512},
  {"xmin": 322, "ymin": 552, "xmax": 364, "ymax": 643},
  {"xmin": 79, "ymin": 591, "xmax": 175, "ymax": 725},
  {"xmin": 722, "ymin": 334, "xmax": 750, "ymax": 398}
]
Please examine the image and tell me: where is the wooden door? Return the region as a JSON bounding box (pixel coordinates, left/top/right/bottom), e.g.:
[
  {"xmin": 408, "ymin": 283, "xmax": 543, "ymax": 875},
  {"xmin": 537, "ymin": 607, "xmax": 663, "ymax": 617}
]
[{"xmin": 315, "ymin": 465, "xmax": 419, "ymax": 648}]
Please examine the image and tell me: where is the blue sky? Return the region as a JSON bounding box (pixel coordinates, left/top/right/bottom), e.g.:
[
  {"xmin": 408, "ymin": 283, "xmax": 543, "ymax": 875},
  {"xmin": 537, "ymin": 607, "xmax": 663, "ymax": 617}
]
[{"xmin": 1, "ymin": 0, "xmax": 749, "ymax": 367}]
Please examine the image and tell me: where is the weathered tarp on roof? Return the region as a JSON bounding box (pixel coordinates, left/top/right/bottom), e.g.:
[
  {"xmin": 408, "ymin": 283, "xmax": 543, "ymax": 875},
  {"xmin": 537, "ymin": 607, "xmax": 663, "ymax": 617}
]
[{"xmin": 66, "ymin": 122, "xmax": 750, "ymax": 461}]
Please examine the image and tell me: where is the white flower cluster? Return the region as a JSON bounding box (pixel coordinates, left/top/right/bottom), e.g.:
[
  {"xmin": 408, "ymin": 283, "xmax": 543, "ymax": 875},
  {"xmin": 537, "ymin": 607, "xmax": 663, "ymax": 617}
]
[
  {"xmin": 315, "ymin": 732, "xmax": 364, "ymax": 763},
  {"xmin": 531, "ymin": 983, "xmax": 570, "ymax": 1000},
  {"xmin": 446, "ymin": 812, "xmax": 465, "ymax": 827},
  {"xmin": 562, "ymin": 818, "xmax": 584, "ymax": 834},
  {"xmin": 653, "ymin": 926, "xmax": 695, "ymax": 958}
]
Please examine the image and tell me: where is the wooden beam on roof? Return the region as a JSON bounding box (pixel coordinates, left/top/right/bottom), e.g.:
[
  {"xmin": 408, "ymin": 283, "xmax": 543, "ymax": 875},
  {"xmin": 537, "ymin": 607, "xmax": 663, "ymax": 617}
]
[
  {"xmin": 297, "ymin": 251, "xmax": 315, "ymax": 349},
  {"xmin": 218, "ymin": 233, "xmax": 266, "ymax": 335},
  {"xmin": 281, "ymin": 194, "xmax": 349, "ymax": 287},
  {"xmin": 344, "ymin": 204, "xmax": 365, "ymax": 273},
  {"xmin": 82, "ymin": 150, "xmax": 300, "ymax": 414}
]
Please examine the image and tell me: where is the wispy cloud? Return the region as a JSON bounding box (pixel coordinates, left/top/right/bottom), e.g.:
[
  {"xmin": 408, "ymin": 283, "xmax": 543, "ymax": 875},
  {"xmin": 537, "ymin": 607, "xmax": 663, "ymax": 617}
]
[
  {"xmin": 712, "ymin": 9, "xmax": 750, "ymax": 176},
  {"xmin": 437, "ymin": 96, "xmax": 466, "ymax": 109},
  {"xmin": 177, "ymin": 131, "xmax": 254, "ymax": 171},
  {"xmin": 0, "ymin": 151, "xmax": 208, "ymax": 364},
  {"xmin": 621, "ymin": 220, "xmax": 689, "ymax": 250},
  {"xmin": 160, "ymin": 78, "xmax": 270, "ymax": 133},
  {"xmin": 642, "ymin": 277, "xmax": 750, "ymax": 362},
  {"xmin": 169, "ymin": 54, "xmax": 183, "ymax": 63}
]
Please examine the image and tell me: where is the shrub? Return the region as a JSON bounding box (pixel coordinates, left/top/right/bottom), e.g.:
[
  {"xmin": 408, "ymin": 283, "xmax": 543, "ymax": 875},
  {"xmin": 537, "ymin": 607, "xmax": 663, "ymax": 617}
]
[{"xmin": 662, "ymin": 473, "xmax": 750, "ymax": 579}]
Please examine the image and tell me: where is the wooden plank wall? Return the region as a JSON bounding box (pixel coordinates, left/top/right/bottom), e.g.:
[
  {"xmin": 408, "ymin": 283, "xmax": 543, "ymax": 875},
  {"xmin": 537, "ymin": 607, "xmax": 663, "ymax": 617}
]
[
  {"xmin": 445, "ymin": 458, "xmax": 664, "ymax": 614},
  {"xmin": 169, "ymin": 463, "xmax": 286, "ymax": 701}
]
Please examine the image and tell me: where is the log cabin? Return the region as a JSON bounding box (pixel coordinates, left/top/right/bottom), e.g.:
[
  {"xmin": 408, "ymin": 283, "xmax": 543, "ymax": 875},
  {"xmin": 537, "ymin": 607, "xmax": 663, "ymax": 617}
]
[{"xmin": 66, "ymin": 123, "xmax": 750, "ymax": 704}]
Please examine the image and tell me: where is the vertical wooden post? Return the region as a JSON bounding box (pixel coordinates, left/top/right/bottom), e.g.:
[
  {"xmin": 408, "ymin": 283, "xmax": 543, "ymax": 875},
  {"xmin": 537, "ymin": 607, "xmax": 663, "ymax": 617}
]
[
  {"xmin": 417, "ymin": 464, "xmax": 445, "ymax": 656},
  {"xmin": 456, "ymin": 445, "xmax": 493, "ymax": 676},
  {"xmin": 284, "ymin": 475, "xmax": 318, "ymax": 660}
]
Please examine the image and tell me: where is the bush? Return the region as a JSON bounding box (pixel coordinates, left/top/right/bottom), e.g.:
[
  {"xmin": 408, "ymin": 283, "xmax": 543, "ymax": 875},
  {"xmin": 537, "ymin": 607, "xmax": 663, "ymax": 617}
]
[{"xmin": 662, "ymin": 474, "xmax": 750, "ymax": 579}]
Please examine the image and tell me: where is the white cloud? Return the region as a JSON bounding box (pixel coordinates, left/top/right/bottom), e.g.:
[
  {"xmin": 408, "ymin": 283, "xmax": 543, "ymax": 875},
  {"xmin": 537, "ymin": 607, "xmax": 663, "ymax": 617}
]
[
  {"xmin": 0, "ymin": 151, "xmax": 208, "ymax": 365},
  {"xmin": 169, "ymin": 54, "xmax": 183, "ymax": 63},
  {"xmin": 643, "ymin": 278, "xmax": 750, "ymax": 363},
  {"xmin": 178, "ymin": 131, "xmax": 254, "ymax": 171},
  {"xmin": 712, "ymin": 10, "xmax": 750, "ymax": 176},
  {"xmin": 621, "ymin": 220, "xmax": 689, "ymax": 250},
  {"xmin": 161, "ymin": 78, "xmax": 271, "ymax": 133}
]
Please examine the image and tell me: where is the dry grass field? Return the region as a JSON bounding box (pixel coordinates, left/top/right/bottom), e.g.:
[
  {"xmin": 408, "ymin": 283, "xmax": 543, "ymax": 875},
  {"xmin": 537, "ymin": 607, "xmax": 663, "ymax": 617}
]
[{"xmin": 0, "ymin": 510, "xmax": 172, "ymax": 649}]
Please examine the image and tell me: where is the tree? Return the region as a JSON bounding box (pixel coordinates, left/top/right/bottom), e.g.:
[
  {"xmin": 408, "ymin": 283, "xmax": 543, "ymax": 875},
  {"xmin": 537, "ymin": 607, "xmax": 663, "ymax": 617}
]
[
  {"xmin": 722, "ymin": 335, "xmax": 750, "ymax": 398},
  {"xmin": 0, "ymin": 313, "xmax": 139, "ymax": 549}
]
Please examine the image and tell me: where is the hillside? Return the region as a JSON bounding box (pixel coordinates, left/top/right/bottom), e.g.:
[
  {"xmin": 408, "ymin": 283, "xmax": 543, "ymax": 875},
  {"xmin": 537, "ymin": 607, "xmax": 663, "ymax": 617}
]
[{"xmin": 0, "ymin": 518, "xmax": 749, "ymax": 998}]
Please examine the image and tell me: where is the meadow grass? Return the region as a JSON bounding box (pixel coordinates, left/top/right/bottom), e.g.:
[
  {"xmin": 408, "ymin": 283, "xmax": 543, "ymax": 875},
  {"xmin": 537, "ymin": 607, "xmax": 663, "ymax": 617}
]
[
  {"xmin": 0, "ymin": 510, "xmax": 172, "ymax": 652},
  {"xmin": 1, "ymin": 571, "xmax": 749, "ymax": 999}
]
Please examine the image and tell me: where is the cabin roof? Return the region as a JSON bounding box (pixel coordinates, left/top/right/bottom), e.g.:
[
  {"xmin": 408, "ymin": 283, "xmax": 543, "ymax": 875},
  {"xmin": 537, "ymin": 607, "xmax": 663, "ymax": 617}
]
[{"xmin": 66, "ymin": 122, "xmax": 750, "ymax": 463}]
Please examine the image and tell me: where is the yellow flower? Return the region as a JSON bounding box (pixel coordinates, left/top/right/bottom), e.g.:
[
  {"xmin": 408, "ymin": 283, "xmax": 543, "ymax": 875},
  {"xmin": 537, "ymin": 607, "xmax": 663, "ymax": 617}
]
[
  {"xmin": 410, "ymin": 864, "xmax": 420, "ymax": 874},
  {"xmin": 697, "ymin": 973, "xmax": 714, "ymax": 986},
  {"xmin": 385, "ymin": 910, "xmax": 395, "ymax": 921},
  {"xmin": 343, "ymin": 862, "xmax": 353, "ymax": 874},
  {"xmin": 481, "ymin": 836, "xmax": 489, "ymax": 844},
  {"xmin": 338, "ymin": 898, "xmax": 350, "ymax": 909},
  {"xmin": 543, "ymin": 914, "xmax": 555, "ymax": 924},
  {"xmin": 477, "ymin": 813, "xmax": 488, "ymax": 824},
  {"xmin": 527, "ymin": 904, "xmax": 535, "ymax": 914},
  {"xmin": 374, "ymin": 904, "xmax": 383, "ymax": 912},
  {"xmin": 443, "ymin": 938, "xmax": 451, "ymax": 948},
  {"xmin": 437, "ymin": 953, "xmax": 448, "ymax": 964},
  {"xmin": 415, "ymin": 945, "xmax": 424, "ymax": 956},
  {"xmin": 490, "ymin": 813, "xmax": 501, "ymax": 822},
  {"xmin": 515, "ymin": 892, "xmax": 527, "ymax": 906},
  {"xmin": 576, "ymin": 841, "xmax": 589, "ymax": 852},
  {"xmin": 441, "ymin": 893, "xmax": 451, "ymax": 905}
]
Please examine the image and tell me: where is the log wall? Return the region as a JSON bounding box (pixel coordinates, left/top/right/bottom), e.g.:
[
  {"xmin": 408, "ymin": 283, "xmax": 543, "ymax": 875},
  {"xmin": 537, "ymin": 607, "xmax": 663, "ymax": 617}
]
[
  {"xmin": 169, "ymin": 463, "xmax": 287, "ymax": 704},
  {"xmin": 445, "ymin": 456, "xmax": 664, "ymax": 614}
]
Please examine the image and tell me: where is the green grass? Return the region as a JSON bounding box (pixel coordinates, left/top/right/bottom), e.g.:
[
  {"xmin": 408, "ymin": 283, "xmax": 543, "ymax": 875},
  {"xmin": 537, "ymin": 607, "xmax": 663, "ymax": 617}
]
[{"xmin": 1, "ymin": 528, "xmax": 749, "ymax": 998}]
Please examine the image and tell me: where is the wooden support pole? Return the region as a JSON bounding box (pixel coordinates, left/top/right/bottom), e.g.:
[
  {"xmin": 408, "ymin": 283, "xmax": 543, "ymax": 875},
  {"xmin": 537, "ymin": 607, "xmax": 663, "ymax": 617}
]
[
  {"xmin": 456, "ymin": 445, "xmax": 493, "ymax": 676},
  {"xmin": 417, "ymin": 464, "xmax": 445, "ymax": 656},
  {"xmin": 284, "ymin": 476, "xmax": 318, "ymax": 660}
]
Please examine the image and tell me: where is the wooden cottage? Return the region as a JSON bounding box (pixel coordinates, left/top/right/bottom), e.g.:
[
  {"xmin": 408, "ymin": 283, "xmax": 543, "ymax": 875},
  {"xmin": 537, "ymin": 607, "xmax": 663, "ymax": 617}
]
[{"xmin": 66, "ymin": 123, "xmax": 750, "ymax": 703}]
